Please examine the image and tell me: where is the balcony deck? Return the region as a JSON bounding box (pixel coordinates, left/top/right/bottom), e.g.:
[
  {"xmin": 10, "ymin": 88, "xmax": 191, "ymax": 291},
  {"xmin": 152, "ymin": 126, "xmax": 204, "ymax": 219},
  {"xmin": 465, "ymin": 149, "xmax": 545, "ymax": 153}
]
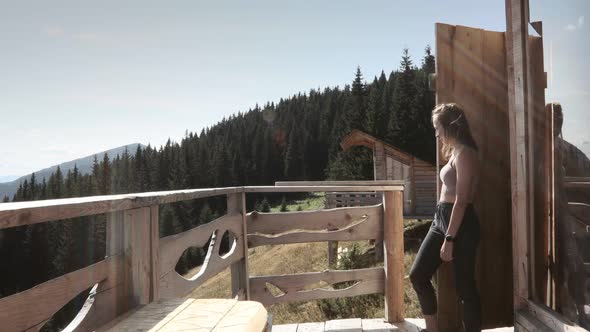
[{"xmin": 272, "ymin": 318, "xmax": 514, "ymax": 332}]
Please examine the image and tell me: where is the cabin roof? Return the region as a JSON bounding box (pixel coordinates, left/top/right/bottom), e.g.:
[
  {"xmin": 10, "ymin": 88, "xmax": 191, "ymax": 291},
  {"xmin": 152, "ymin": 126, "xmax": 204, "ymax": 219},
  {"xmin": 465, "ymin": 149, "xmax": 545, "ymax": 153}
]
[{"xmin": 340, "ymin": 129, "xmax": 434, "ymax": 167}]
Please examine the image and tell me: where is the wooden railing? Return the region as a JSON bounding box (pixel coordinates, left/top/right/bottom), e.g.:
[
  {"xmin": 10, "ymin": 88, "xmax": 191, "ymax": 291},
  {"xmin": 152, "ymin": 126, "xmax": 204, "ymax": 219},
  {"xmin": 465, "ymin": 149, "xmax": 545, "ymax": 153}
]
[{"xmin": 0, "ymin": 182, "xmax": 405, "ymax": 332}]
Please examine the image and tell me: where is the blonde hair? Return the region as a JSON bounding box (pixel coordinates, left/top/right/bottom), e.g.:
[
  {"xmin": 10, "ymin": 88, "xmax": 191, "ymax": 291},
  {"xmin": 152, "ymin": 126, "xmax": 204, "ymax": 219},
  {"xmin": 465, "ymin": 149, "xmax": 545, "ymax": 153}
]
[{"xmin": 432, "ymin": 103, "xmax": 478, "ymax": 159}]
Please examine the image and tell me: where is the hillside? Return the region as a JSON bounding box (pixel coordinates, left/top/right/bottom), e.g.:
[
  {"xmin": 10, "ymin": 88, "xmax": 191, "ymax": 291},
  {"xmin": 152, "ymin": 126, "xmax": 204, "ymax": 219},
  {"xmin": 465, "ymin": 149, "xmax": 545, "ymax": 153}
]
[{"xmin": 0, "ymin": 143, "xmax": 144, "ymax": 199}]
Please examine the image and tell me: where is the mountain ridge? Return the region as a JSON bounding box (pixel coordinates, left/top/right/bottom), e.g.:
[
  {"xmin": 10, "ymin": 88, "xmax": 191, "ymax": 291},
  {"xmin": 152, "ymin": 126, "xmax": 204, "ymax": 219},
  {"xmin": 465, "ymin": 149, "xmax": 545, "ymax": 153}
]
[{"xmin": 0, "ymin": 143, "xmax": 145, "ymax": 199}]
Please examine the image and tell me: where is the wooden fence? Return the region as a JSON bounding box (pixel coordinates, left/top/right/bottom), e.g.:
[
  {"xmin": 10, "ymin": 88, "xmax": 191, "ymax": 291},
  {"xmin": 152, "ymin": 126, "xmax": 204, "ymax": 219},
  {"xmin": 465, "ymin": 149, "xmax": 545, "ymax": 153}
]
[{"xmin": 0, "ymin": 182, "xmax": 405, "ymax": 332}]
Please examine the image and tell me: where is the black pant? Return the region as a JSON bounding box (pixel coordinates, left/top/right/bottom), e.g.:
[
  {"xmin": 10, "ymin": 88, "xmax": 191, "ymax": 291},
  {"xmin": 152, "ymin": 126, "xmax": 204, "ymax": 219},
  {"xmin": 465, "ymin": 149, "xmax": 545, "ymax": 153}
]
[{"xmin": 410, "ymin": 202, "xmax": 482, "ymax": 332}]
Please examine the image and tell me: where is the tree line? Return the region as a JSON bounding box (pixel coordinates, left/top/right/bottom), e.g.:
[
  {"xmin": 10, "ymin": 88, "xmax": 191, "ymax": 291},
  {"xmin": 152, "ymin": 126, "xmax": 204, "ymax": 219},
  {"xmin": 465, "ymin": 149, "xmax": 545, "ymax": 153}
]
[{"xmin": 0, "ymin": 47, "xmax": 436, "ymax": 331}]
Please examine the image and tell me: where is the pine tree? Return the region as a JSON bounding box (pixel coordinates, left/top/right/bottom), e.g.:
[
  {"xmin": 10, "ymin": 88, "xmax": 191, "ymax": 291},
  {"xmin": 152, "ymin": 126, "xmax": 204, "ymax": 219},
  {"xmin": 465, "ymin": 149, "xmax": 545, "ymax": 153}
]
[
  {"xmin": 284, "ymin": 123, "xmax": 306, "ymax": 180},
  {"xmin": 261, "ymin": 197, "xmax": 271, "ymax": 213},
  {"xmin": 351, "ymin": 66, "xmax": 367, "ymax": 131},
  {"xmin": 29, "ymin": 173, "xmax": 37, "ymax": 200},
  {"xmin": 100, "ymin": 153, "xmax": 111, "ymax": 195},
  {"xmin": 280, "ymin": 197, "xmax": 289, "ymax": 212},
  {"xmin": 388, "ymin": 48, "xmax": 418, "ymax": 152}
]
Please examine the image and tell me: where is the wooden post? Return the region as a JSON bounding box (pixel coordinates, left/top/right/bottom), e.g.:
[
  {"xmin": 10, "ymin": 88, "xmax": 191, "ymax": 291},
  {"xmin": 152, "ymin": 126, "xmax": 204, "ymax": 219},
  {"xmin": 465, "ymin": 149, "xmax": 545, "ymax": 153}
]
[
  {"xmin": 106, "ymin": 211, "xmax": 128, "ymax": 315},
  {"xmin": 328, "ymin": 241, "xmax": 338, "ymax": 269},
  {"xmin": 150, "ymin": 205, "xmax": 160, "ymax": 302},
  {"xmin": 123, "ymin": 207, "xmax": 153, "ymax": 306},
  {"xmin": 506, "ymin": 0, "xmax": 533, "ymax": 310},
  {"xmin": 383, "ymin": 190, "xmax": 404, "ymax": 322},
  {"xmin": 229, "ymin": 192, "xmax": 250, "ymax": 300},
  {"xmin": 374, "ymin": 142, "xmax": 386, "ymax": 262}
]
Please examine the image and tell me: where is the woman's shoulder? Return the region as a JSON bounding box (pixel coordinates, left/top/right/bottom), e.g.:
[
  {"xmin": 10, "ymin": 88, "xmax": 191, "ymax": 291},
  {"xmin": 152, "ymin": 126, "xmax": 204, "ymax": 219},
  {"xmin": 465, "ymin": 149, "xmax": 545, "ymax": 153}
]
[{"xmin": 453, "ymin": 145, "xmax": 479, "ymax": 167}]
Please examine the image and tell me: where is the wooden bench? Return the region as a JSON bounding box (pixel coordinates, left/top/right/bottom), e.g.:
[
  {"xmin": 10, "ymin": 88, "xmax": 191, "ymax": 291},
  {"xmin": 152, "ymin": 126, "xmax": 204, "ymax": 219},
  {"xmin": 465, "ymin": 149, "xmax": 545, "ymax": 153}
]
[{"xmin": 101, "ymin": 298, "xmax": 269, "ymax": 332}]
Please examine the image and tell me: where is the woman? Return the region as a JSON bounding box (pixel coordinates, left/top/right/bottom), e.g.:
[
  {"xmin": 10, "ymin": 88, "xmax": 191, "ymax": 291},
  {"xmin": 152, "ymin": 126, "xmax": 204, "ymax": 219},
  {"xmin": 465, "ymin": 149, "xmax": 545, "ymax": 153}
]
[{"xmin": 409, "ymin": 103, "xmax": 482, "ymax": 332}]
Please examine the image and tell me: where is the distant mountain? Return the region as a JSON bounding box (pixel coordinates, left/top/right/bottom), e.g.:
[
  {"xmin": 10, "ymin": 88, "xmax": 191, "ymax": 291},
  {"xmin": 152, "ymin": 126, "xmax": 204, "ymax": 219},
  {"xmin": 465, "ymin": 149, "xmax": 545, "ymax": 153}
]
[
  {"xmin": 0, "ymin": 143, "xmax": 145, "ymax": 200},
  {"xmin": 0, "ymin": 175, "xmax": 20, "ymax": 183}
]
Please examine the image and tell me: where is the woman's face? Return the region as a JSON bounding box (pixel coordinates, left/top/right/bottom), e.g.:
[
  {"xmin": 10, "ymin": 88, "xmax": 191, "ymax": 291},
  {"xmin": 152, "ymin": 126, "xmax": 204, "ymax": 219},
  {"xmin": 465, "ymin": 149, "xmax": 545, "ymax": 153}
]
[{"xmin": 433, "ymin": 117, "xmax": 446, "ymax": 144}]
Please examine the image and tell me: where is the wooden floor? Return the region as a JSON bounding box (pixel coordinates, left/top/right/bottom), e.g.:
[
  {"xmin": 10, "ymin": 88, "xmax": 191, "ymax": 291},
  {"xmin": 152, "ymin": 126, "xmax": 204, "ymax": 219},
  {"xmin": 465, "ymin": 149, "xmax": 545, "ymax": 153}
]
[{"xmin": 272, "ymin": 318, "xmax": 515, "ymax": 332}]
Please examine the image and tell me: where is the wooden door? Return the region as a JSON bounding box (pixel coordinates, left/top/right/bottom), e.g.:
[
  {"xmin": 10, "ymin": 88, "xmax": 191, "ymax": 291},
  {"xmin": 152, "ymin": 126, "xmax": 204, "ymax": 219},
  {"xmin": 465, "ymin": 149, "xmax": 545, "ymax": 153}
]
[{"xmin": 435, "ymin": 23, "xmax": 513, "ymax": 331}]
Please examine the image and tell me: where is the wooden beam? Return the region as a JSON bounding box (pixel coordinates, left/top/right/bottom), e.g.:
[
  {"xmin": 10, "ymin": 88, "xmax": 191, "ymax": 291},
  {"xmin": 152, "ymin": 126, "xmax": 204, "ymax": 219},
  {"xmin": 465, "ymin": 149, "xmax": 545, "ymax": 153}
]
[
  {"xmin": 526, "ymin": 299, "xmax": 589, "ymax": 332},
  {"xmin": 228, "ymin": 192, "xmax": 250, "ymax": 300},
  {"xmin": 247, "ymin": 204, "xmax": 382, "ymax": 236},
  {"xmin": 0, "ymin": 185, "xmax": 402, "ymax": 230},
  {"xmin": 0, "ymin": 187, "xmax": 242, "ymax": 230},
  {"xmin": 249, "ymin": 267, "xmax": 384, "ymax": 306},
  {"xmin": 506, "ymin": 0, "xmax": 533, "ymax": 309},
  {"xmin": 275, "ymin": 180, "xmax": 405, "ymax": 186},
  {"xmin": 247, "ymin": 211, "xmax": 380, "ymax": 247}
]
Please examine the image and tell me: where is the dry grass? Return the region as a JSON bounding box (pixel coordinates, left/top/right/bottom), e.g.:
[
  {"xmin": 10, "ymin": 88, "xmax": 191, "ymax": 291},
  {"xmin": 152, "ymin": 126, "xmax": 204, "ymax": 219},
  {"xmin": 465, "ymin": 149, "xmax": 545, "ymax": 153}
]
[{"xmin": 186, "ymin": 241, "xmax": 423, "ymax": 324}]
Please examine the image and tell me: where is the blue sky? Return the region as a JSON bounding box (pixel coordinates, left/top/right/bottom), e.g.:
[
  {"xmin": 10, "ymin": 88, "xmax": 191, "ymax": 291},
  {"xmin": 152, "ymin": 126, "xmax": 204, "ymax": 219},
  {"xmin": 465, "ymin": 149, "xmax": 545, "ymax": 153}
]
[{"xmin": 0, "ymin": 1, "xmax": 587, "ymax": 177}]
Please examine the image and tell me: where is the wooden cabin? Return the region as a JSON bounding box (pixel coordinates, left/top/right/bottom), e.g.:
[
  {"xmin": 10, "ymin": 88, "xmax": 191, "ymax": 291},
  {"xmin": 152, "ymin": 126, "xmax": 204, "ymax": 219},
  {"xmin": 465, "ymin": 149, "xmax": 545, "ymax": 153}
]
[{"xmin": 337, "ymin": 129, "xmax": 437, "ymax": 217}]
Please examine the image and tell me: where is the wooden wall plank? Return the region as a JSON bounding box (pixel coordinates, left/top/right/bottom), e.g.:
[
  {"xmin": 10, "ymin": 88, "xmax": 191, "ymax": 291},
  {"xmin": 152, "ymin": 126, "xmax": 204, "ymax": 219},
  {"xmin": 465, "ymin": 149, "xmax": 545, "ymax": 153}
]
[
  {"xmin": 527, "ymin": 32, "xmax": 550, "ymax": 304},
  {"xmin": 506, "ymin": 0, "xmax": 532, "ymax": 310},
  {"xmin": 480, "ymin": 27, "xmax": 514, "ymax": 327},
  {"xmin": 435, "ymin": 21, "xmax": 514, "ymax": 330}
]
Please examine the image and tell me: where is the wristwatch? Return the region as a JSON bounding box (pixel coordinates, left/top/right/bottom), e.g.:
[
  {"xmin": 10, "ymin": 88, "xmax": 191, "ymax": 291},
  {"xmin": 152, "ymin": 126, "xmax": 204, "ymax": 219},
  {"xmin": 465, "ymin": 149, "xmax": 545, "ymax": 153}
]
[{"xmin": 445, "ymin": 234, "xmax": 456, "ymax": 242}]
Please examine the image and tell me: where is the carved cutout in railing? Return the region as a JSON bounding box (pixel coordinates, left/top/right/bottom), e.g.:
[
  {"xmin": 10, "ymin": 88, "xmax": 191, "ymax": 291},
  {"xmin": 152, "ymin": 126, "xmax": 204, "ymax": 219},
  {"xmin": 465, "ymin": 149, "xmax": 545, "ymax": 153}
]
[
  {"xmin": 250, "ymin": 267, "xmax": 385, "ymax": 306},
  {"xmin": 219, "ymin": 230, "xmax": 238, "ymax": 259},
  {"xmin": 158, "ymin": 213, "xmax": 245, "ymax": 299},
  {"xmin": 60, "ymin": 284, "xmax": 98, "ymax": 332},
  {"xmin": 0, "ymin": 255, "xmax": 123, "ymax": 332}
]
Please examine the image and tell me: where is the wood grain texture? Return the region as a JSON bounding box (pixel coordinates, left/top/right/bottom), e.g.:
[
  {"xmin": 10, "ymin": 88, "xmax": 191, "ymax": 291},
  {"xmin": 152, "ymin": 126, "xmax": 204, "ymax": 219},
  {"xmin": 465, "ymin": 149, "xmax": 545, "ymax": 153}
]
[
  {"xmin": 104, "ymin": 298, "xmax": 267, "ymax": 332},
  {"xmin": 383, "ymin": 191, "xmax": 404, "ymax": 323},
  {"xmin": 244, "ymin": 185, "xmax": 403, "ymax": 193},
  {"xmin": 247, "ymin": 209, "xmax": 381, "ymax": 248},
  {"xmin": 0, "ymin": 255, "xmax": 123, "ymax": 332},
  {"xmin": 435, "ymin": 22, "xmax": 514, "ymax": 329},
  {"xmin": 123, "ymin": 208, "xmax": 152, "ymax": 306},
  {"xmin": 247, "ymin": 204, "xmax": 382, "ymax": 235},
  {"xmin": 0, "ymin": 187, "xmax": 242, "ymax": 230},
  {"xmin": 229, "ymin": 192, "xmax": 250, "ymax": 300},
  {"xmin": 249, "ymin": 268, "xmax": 384, "ymax": 305},
  {"xmin": 149, "ymin": 205, "xmax": 160, "ymax": 302},
  {"xmin": 526, "ymin": 300, "xmax": 588, "ymax": 332},
  {"xmin": 158, "ymin": 213, "xmax": 244, "ymax": 278},
  {"xmin": 158, "ymin": 221, "xmax": 245, "ymax": 298},
  {"xmin": 506, "ymin": 0, "xmax": 532, "ymax": 310},
  {"xmin": 275, "ymin": 180, "xmax": 405, "ymax": 186}
]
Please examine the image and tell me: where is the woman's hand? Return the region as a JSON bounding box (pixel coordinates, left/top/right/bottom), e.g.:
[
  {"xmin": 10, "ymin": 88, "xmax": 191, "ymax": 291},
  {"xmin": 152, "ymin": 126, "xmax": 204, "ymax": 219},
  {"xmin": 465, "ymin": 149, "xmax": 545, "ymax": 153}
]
[{"xmin": 440, "ymin": 240, "xmax": 454, "ymax": 262}]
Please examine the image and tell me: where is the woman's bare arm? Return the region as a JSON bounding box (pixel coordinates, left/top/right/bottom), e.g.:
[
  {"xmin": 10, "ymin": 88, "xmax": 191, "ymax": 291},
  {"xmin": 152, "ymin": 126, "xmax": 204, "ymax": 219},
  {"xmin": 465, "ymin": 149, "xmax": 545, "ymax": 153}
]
[
  {"xmin": 446, "ymin": 147, "xmax": 477, "ymax": 239},
  {"xmin": 440, "ymin": 147, "xmax": 477, "ymax": 261}
]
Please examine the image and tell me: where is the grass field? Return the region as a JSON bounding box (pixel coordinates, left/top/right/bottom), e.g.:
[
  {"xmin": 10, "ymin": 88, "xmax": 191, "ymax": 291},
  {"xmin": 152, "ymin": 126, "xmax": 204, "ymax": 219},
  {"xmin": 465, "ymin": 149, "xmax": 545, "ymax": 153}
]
[{"xmin": 186, "ymin": 193, "xmax": 428, "ymax": 324}]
